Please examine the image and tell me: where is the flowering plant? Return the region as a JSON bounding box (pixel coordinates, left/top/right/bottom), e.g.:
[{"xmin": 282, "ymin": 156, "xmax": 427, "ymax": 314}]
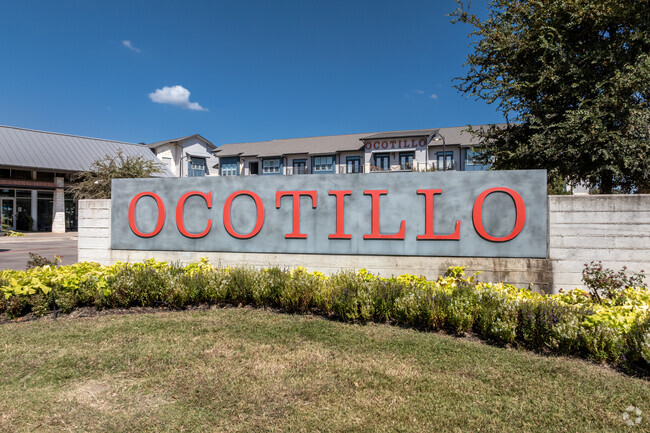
[{"xmin": 582, "ymin": 261, "xmax": 646, "ymax": 302}]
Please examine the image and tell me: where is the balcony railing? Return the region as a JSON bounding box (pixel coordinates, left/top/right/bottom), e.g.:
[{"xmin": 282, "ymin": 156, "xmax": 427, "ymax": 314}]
[
  {"xmin": 341, "ymin": 165, "xmax": 364, "ymax": 174},
  {"xmin": 285, "ymin": 166, "xmax": 309, "ymax": 175},
  {"xmin": 435, "ymin": 160, "xmax": 456, "ymax": 171},
  {"xmin": 370, "ymin": 163, "xmax": 417, "ymax": 172}
]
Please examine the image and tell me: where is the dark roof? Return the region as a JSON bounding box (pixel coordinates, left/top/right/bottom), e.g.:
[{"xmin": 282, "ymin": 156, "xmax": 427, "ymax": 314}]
[
  {"xmin": 147, "ymin": 134, "xmax": 216, "ymax": 149},
  {"xmin": 0, "ymin": 125, "xmax": 174, "ymax": 176},
  {"xmin": 214, "ymin": 125, "xmax": 498, "ymax": 158},
  {"xmin": 214, "ymin": 132, "xmax": 368, "ymax": 158}
]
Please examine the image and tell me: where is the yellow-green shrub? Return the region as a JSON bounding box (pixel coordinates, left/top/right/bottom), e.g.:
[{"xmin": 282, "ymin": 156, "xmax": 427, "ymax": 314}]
[{"xmin": 1, "ymin": 260, "xmax": 649, "ymax": 372}]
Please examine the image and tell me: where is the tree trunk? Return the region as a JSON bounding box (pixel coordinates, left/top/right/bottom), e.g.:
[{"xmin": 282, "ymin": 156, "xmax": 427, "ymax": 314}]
[{"xmin": 600, "ymin": 173, "xmax": 613, "ymax": 194}]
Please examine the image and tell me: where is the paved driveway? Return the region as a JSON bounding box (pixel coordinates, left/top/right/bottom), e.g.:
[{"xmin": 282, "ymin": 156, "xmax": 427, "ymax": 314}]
[{"xmin": 0, "ymin": 232, "xmax": 78, "ymax": 270}]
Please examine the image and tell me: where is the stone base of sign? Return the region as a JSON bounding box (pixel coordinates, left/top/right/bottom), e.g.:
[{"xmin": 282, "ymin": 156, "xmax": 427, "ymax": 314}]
[{"xmin": 79, "ymin": 195, "xmax": 650, "ymax": 294}]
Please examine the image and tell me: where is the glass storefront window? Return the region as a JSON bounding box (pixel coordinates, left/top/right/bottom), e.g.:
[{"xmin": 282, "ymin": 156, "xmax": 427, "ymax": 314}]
[
  {"xmin": 16, "ymin": 198, "xmax": 32, "ymax": 231},
  {"xmin": 37, "ymin": 191, "xmax": 54, "ymax": 231}
]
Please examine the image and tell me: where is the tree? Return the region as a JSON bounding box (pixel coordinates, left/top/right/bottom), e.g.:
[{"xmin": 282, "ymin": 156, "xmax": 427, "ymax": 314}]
[
  {"xmin": 69, "ymin": 149, "xmax": 163, "ymax": 199},
  {"xmin": 451, "ymin": 0, "xmax": 650, "ymax": 193}
]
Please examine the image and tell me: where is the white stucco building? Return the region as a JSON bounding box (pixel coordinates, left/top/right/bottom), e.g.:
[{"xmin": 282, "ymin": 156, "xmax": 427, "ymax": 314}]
[{"xmin": 147, "ymin": 134, "xmax": 219, "ymax": 177}]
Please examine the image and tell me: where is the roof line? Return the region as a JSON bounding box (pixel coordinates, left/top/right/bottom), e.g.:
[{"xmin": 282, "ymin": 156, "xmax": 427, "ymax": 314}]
[
  {"xmin": 220, "ymin": 124, "xmax": 498, "ymax": 146},
  {"xmin": 223, "ymin": 131, "xmax": 373, "ymax": 146},
  {"xmin": 0, "ymin": 124, "xmax": 142, "ymax": 147},
  {"xmin": 148, "ymin": 133, "xmax": 216, "ymax": 148}
]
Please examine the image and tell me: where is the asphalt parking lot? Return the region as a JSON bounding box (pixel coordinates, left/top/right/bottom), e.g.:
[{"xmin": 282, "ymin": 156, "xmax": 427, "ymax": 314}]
[{"xmin": 0, "ymin": 232, "xmax": 78, "ymax": 270}]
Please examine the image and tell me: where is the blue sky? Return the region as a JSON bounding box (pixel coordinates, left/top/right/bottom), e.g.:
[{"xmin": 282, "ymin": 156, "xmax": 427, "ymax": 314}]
[{"xmin": 0, "ymin": 0, "xmax": 499, "ymax": 145}]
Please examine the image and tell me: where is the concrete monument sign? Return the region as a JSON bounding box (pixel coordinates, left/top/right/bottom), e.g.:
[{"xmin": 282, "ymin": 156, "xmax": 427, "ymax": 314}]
[{"xmin": 111, "ymin": 170, "xmax": 547, "ymax": 258}]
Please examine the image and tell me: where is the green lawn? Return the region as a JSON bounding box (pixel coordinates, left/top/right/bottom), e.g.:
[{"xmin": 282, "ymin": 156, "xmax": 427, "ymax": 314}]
[{"xmin": 1, "ymin": 308, "xmax": 647, "ymax": 432}]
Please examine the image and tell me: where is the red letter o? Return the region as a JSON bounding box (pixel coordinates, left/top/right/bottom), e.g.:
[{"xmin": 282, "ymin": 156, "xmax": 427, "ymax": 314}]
[
  {"xmin": 223, "ymin": 190, "xmax": 265, "ymax": 239},
  {"xmin": 128, "ymin": 192, "xmax": 165, "ymax": 238},
  {"xmin": 472, "ymin": 187, "xmax": 526, "ymax": 242}
]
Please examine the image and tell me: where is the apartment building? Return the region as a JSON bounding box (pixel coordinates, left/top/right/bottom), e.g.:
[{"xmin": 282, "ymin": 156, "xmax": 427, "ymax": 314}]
[{"xmin": 213, "ymin": 125, "xmax": 494, "ymax": 176}]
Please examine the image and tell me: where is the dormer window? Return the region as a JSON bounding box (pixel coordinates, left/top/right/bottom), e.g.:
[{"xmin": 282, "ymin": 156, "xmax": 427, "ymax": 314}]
[{"xmin": 188, "ymin": 157, "xmax": 206, "ymax": 177}]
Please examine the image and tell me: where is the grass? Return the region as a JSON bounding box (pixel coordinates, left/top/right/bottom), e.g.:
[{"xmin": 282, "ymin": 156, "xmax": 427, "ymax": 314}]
[{"xmin": 1, "ymin": 307, "xmax": 648, "ymax": 432}]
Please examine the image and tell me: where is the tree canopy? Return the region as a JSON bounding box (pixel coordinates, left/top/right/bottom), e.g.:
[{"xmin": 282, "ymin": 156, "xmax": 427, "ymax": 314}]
[
  {"xmin": 69, "ymin": 149, "xmax": 163, "ymax": 200},
  {"xmin": 452, "ymin": 0, "xmax": 650, "ymax": 193}
]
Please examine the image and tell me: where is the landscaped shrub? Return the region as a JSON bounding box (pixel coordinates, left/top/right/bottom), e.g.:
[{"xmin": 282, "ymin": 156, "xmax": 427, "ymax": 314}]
[
  {"xmin": 257, "ymin": 267, "xmax": 288, "ymax": 307},
  {"xmin": 370, "ymin": 278, "xmax": 408, "ymax": 322},
  {"xmin": 582, "ymin": 261, "xmax": 646, "ymax": 302},
  {"xmin": 222, "ymin": 266, "xmax": 263, "ymax": 305},
  {"xmin": 105, "ymin": 261, "xmax": 175, "ymax": 308},
  {"xmin": 278, "ymin": 268, "xmax": 323, "ymax": 313},
  {"xmin": 327, "ymin": 271, "xmax": 374, "ymax": 321},
  {"xmin": 626, "ymin": 314, "xmax": 650, "ymax": 364},
  {"xmin": 393, "ymin": 287, "xmax": 438, "ymax": 329},
  {"xmin": 446, "ymin": 281, "xmax": 480, "ymax": 334},
  {"xmin": 516, "ymin": 299, "xmax": 576, "ymax": 351},
  {"xmin": 26, "ymin": 252, "xmax": 61, "ymax": 269},
  {"xmin": 1, "ymin": 260, "xmax": 649, "ymax": 373}
]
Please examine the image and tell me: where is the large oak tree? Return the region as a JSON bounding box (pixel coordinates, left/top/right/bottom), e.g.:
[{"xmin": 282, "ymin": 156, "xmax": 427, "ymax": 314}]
[{"xmin": 452, "ymin": 0, "xmax": 650, "ymax": 193}]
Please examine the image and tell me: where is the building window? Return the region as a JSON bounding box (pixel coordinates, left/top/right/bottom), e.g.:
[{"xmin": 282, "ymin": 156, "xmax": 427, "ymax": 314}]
[
  {"xmin": 313, "ymin": 155, "xmax": 335, "ymax": 173},
  {"xmin": 464, "ymin": 149, "xmax": 491, "ymax": 171},
  {"xmin": 263, "ymin": 158, "xmax": 281, "ymax": 174},
  {"xmin": 399, "ymin": 152, "xmax": 414, "ymax": 171},
  {"xmin": 249, "ymin": 161, "xmax": 259, "ymax": 175},
  {"xmin": 188, "ymin": 157, "xmax": 206, "ymax": 177},
  {"xmin": 292, "ymin": 159, "xmax": 307, "ymax": 175},
  {"xmin": 373, "ymin": 153, "xmax": 390, "ymax": 171},
  {"xmin": 220, "ymin": 157, "xmax": 239, "ymax": 176},
  {"xmin": 37, "ymin": 191, "xmax": 53, "ymax": 231},
  {"xmin": 346, "ymin": 156, "xmax": 361, "ymax": 173},
  {"xmin": 437, "ymin": 151, "xmax": 453, "ymax": 171}
]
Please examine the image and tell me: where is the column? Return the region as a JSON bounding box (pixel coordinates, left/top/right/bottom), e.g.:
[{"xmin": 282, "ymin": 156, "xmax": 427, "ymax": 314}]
[
  {"xmin": 52, "ymin": 177, "xmax": 65, "ymax": 233},
  {"xmin": 31, "ymin": 190, "xmax": 38, "ymax": 231}
]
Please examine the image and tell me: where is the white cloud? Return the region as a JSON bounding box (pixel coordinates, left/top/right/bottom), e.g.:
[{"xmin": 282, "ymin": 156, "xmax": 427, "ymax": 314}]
[
  {"xmin": 148, "ymin": 85, "xmax": 208, "ymax": 111},
  {"xmin": 415, "ymin": 89, "xmax": 425, "ymax": 94},
  {"xmin": 430, "ymin": 93, "xmax": 438, "ymax": 100},
  {"xmin": 122, "ymin": 40, "xmax": 141, "ymax": 53}
]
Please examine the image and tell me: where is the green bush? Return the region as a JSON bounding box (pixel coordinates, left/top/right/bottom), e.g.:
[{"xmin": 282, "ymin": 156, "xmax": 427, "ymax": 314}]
[
  {"xmin": 370, "ymin": 279, "xmax": 407, "ymax": 322},
  {"xmin": 223, "ymin": 266, "xmax": 262, "ymax": 305},
  {"xmin": 582, "ymin": 261, "xmax": 646, "ymax": 302},
  {"xmin": 1, "ymin": 260, "xmax": 649, "ymax": 373},
  {"xmin": 328, "ymin": 271, "xmax": 373, "ymax": 322},
  {"xmin": 26, "ymin": 252, "xmax": 61, "ymax": 269},
  {"xmin": 279, "ymin": 268, "xmax": 321, "ymax": 313}
]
